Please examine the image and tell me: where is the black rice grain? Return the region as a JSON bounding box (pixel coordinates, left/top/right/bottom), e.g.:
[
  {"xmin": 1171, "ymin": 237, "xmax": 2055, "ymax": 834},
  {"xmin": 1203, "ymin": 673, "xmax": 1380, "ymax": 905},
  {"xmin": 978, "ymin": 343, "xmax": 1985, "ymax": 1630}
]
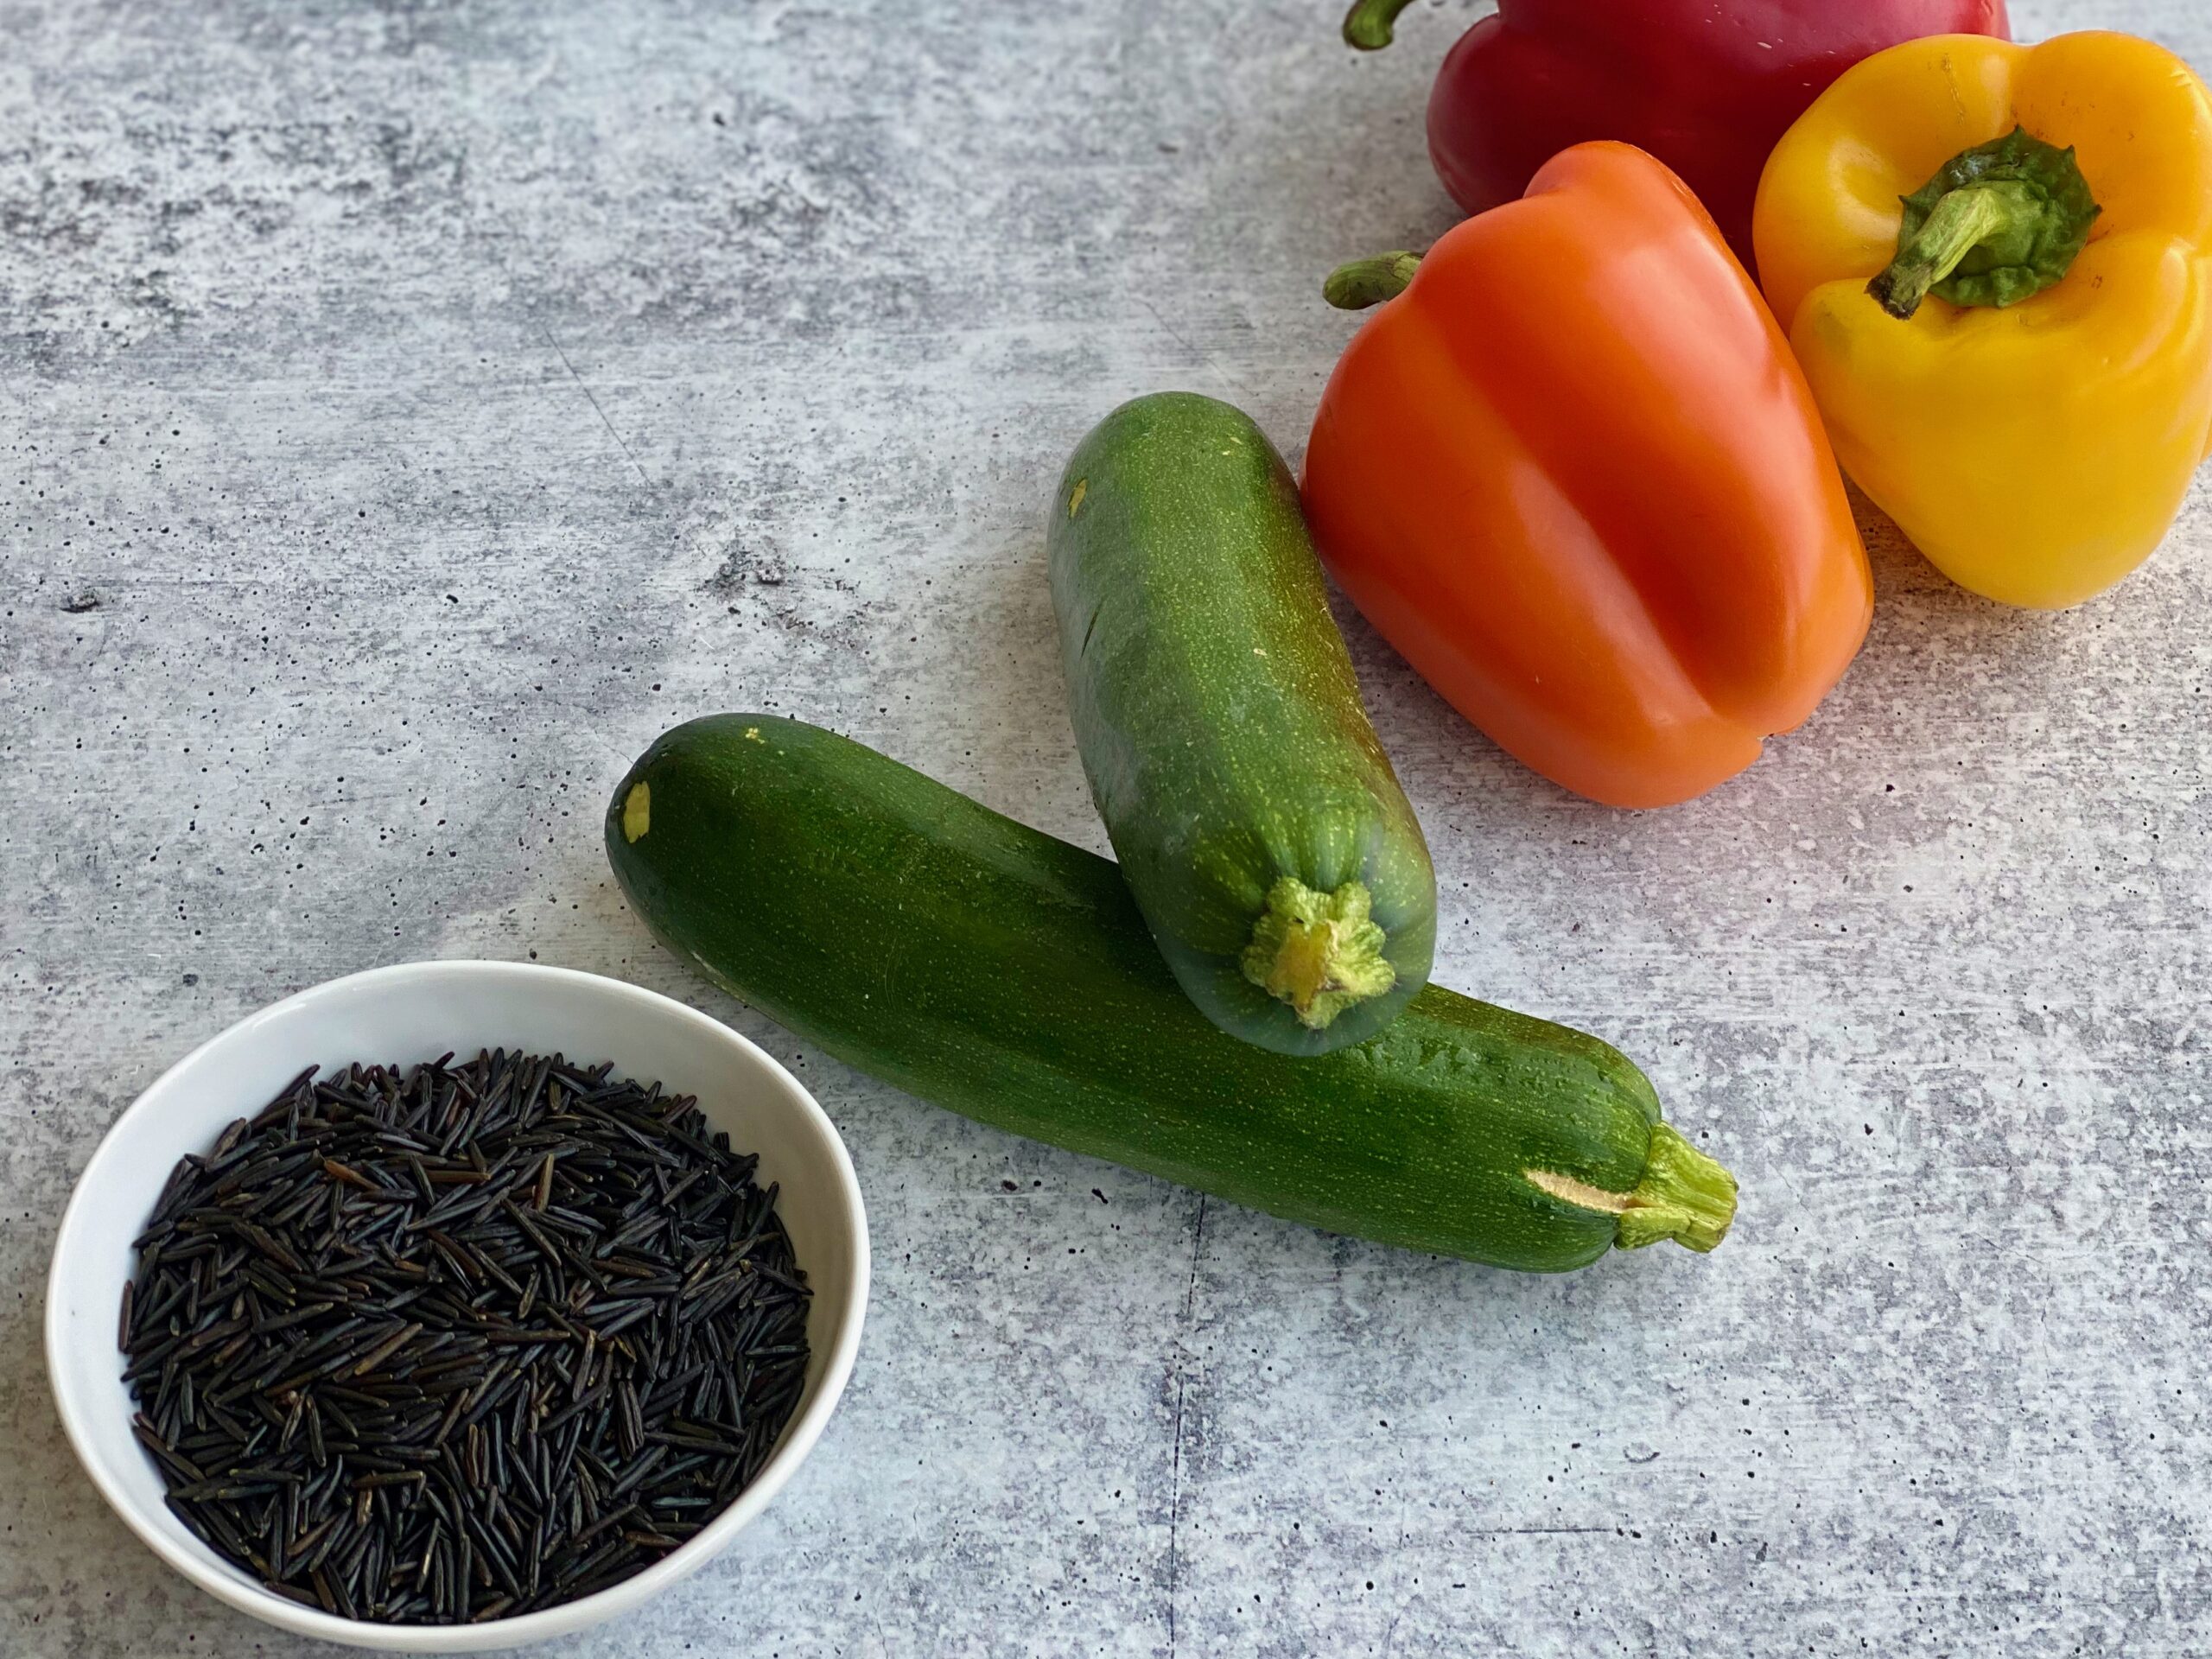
[{"xmin": 121, "ymin": 1052, "xmax": 810, "ymax": 1624}]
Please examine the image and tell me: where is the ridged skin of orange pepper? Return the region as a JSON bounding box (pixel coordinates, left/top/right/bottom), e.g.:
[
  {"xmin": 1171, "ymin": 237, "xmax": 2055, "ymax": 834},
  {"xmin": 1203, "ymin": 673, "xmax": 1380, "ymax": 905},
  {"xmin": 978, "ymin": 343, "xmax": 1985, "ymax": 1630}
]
[
  {"xmin": 1755, "ymin": 32, "xmax": 2212, "ymax": 610},
  {"xmin": 1302, "ymin": 143, "xmax": 1872, "ymax": 810}
]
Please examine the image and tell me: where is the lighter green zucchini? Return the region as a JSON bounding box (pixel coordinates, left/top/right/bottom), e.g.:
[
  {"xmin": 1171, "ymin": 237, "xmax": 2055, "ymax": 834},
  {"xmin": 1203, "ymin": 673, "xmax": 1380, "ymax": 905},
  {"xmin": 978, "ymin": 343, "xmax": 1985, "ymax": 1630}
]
[{"xmin": 1050, "ymin": 392, "xmax": 1435, "ymax": 1056}]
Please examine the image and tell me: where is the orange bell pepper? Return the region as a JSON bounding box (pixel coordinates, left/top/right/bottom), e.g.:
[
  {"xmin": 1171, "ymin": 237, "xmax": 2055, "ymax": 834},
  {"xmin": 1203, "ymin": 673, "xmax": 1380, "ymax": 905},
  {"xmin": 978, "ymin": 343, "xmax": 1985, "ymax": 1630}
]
[{"xmin": 1302, "ymin": 143, "xmax": 1873, "ymax": 809}]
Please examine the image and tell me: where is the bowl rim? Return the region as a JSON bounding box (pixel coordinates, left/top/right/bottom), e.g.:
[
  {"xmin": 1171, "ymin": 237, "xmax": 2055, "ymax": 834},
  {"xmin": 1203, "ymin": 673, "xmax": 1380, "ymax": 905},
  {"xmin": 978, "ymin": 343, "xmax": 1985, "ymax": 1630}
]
[{"xmin": 44, "ymin": 957, "xmax": 871, "ymax": 1652}]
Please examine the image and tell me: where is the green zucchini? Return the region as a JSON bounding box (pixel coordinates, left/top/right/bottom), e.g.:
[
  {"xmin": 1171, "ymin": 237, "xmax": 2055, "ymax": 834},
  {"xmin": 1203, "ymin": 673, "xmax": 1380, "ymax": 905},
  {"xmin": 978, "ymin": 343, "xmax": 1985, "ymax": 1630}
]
[
  {"xmin": 606, "ymin": 715, "xmax": 1733, "ymax": 1273},
  {"xmin": 1048, "ymin": 392, "xmax": 1435, "ymax": 1057}
]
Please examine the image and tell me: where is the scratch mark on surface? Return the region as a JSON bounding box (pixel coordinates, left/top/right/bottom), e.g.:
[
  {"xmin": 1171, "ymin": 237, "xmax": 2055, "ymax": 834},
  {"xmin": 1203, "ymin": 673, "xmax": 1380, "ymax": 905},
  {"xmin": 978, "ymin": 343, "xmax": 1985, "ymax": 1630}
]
[
  {"xmin": 1468, "ymin": 1524, "xmax": 1615, "ymax": 1536},
  {"xmin": 1165, "ymin": 1192, "xmax": 1207, "ymax": 1659},
  {"xmin": 542, "ymin": 325, "xmax": 652, "ymax": 488},
  {"xmin": 1137, "ymin": 297, "xmax": 1258, "ymax": 406}
]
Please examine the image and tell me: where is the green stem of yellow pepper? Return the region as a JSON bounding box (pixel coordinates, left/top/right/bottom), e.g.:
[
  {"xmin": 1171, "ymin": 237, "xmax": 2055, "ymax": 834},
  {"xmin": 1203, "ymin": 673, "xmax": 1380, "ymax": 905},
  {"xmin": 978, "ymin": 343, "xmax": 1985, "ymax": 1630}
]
[
  {"xmin": 1867, "ymin": 126, "xmax": 2101, "ymax": 321},
  {"xmin": 1868, "ymin": 187, "xmax": 2018, "ymax": 319}
]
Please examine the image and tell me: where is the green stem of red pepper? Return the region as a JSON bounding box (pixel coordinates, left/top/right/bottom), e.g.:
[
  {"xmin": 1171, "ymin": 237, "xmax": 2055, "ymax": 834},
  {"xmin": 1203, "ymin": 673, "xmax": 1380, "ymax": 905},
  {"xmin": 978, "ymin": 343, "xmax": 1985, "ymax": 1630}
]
[{"xmin": 1341, "ymin": 0, "xmax": 1418, "ymax": 51}]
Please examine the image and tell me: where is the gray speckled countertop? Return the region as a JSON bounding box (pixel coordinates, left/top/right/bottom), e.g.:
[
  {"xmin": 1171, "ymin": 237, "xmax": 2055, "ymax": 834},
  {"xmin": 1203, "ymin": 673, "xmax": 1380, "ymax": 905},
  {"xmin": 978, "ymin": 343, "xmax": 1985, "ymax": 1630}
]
[{"xmin": 5, "ymin": 2, "xmax": 2209, "ymax": 1654}]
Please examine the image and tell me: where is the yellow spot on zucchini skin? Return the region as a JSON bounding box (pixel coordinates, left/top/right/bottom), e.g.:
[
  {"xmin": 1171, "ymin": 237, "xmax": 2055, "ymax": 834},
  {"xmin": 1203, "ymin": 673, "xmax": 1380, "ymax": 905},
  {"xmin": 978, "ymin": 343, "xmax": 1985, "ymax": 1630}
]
[
  {"xmin": 1067, "ymin": 479, "xmax": 1087, "ymax": 518},
  {"xmin": 621, "ymin": 780, "xmax": 651, "ymax": 843},
  {"xmin": 744, "ymin": 726, "xmax": 763, "ymax": 742}
]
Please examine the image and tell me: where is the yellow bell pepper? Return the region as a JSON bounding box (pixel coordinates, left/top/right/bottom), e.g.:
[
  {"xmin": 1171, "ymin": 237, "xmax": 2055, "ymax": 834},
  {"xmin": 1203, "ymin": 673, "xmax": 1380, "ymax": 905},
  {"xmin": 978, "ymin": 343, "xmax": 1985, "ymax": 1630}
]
[{"xmin": 1754, "ymin": 32, "xmax": 2212, "ymax": 610}]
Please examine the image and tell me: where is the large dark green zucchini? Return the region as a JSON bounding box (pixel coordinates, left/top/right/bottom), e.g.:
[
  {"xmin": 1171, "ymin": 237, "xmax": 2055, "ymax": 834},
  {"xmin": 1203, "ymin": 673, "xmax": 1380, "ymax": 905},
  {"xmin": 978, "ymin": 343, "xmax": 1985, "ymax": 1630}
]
[
  {"xmin": 606, "ymin": 715, "xmax": 1734, "ymax": 1273},
  {"xmin": 1049, "ymin": 392, "xmax": 1435, "ymax": 1056}
]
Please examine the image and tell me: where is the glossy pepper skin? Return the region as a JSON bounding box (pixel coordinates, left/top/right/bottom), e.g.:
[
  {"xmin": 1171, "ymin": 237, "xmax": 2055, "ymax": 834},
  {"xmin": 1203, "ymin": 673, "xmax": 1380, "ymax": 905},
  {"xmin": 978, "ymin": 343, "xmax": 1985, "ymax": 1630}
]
[
  {"xmin": 1345, "ymin": 0, "xmax": 2010, "ymax": 270},
  {"xmin": 1756, "ymin": 32, "xmax": 2212, "ymax": 610},
  {"xmin": 1302, "ymin": 144, "xmax": 1872, "ymax": 810}
]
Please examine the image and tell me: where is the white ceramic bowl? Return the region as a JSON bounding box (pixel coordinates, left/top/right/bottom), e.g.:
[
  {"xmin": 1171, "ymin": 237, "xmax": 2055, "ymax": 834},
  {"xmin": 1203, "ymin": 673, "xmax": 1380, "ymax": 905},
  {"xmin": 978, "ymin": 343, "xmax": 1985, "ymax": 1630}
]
[{"xmin": 46, "ymin": 960, "xmax": 868, "ymax": 1652}]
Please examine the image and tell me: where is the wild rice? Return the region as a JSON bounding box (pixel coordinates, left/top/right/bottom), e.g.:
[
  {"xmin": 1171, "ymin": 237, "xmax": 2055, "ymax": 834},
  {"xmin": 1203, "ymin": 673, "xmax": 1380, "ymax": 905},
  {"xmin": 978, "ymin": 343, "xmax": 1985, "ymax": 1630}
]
[{"xmin": 120, "ymin": 1052, "xmax": 810, "ymax": 1624}]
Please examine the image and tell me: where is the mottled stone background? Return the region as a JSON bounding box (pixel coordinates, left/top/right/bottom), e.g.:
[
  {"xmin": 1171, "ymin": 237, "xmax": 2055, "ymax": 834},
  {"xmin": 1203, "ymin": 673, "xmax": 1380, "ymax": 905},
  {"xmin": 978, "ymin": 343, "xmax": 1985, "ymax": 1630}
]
[{"xmin": 4, "ymin": 1, "xmax": 2208, "ymax": 1654}]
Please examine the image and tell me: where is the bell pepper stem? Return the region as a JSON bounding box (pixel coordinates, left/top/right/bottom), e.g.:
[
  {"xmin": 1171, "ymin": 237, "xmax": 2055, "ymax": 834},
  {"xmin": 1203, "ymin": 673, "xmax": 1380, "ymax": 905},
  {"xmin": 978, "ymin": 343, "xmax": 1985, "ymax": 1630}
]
[
  {"xmin": 1867, "ymin": 185, "xmax": 2014, "ymax": 320},
  {"xmin": 1868, "ymin": 128, "xmax": 2101, "ymax": 319},
  {"xmin": 1324, "ymin": 251, "xmax": 1421, "ymax": 310},
  {"xmin": 1342, "ymin": 0, "xmax": 1418, "ymax": 50}
]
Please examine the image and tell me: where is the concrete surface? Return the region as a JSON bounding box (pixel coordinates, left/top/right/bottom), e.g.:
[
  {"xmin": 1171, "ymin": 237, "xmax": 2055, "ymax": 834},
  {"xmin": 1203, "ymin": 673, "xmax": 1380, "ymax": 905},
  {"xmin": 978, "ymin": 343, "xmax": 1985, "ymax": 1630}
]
[{"xmin": 4, "ymin": 1, "xmax": 2209, "ymax": 1653}]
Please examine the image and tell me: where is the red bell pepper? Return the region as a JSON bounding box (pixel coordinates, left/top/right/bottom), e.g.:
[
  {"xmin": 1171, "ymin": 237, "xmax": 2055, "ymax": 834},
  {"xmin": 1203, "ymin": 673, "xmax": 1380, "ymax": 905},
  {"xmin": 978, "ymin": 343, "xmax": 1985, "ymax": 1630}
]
[{"xmin": 1343, "ymin": 0, "xmax": 2012, "ymax": 268}]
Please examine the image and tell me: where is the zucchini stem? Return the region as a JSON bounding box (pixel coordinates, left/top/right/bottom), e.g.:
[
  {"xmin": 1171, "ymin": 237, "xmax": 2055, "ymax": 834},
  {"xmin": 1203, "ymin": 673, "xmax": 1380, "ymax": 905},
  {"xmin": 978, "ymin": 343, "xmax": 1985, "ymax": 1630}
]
[
  {"xmin": 1240, "ymin": 877, "xmax": 1396, "ymax": 1031},
  {"xmin": 1526, "ymin": 1123, "xmax": 1737, "ymax": 1254}
]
